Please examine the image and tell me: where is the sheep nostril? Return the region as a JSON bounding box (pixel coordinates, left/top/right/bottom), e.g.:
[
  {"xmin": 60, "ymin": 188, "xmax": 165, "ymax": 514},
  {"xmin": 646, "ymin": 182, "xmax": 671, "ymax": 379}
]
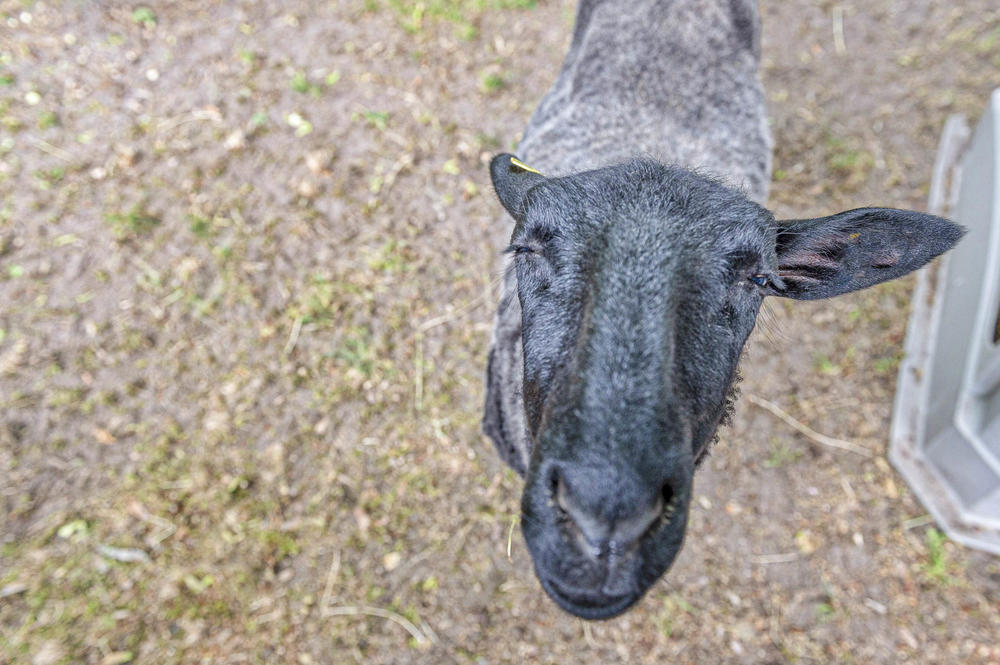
[
  {"xmin": 660, "ymin": 481, "xmax": 679, "ymax": 523},
  {"xmin": 661, "ymin": 482, "xmax": 674, "ymax": 509},
  {"xmin": 546, "ymin": 468, "xmax": 566, "ymax": 513},
  {"xmin": 555, "ymin": 473, "xmax": 571, "ymax": 515}
]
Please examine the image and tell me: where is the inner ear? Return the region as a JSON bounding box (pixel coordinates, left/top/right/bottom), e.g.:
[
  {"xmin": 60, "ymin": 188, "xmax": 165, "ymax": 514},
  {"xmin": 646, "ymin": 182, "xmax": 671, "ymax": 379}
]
[
  {"xmin": 490, "ymin": 153, "xmax": 548, "ymax": 220},
  {"xmin": 773, "ymin": 207, "xmax": 964, "ymax": 300}
]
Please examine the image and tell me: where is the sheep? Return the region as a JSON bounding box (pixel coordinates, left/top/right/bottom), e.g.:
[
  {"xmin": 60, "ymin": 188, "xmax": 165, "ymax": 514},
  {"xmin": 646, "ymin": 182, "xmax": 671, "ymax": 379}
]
[{"xmin": 482, "ymin": 0, "xmax": 963, "ymax": 620}]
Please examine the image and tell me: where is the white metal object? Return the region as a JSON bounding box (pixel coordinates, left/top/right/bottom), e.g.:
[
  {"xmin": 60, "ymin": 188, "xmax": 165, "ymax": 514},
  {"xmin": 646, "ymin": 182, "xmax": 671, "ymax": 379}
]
[{"xmin": 890, "ymin": 89, "xmax": 1000, "ymax": 554}]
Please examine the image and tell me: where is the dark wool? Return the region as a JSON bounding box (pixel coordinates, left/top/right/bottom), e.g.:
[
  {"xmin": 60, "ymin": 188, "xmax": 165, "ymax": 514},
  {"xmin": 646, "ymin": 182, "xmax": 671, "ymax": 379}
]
[{"xmin": 483, "ymin": 0, "xmax": 964, "ymax": 620}]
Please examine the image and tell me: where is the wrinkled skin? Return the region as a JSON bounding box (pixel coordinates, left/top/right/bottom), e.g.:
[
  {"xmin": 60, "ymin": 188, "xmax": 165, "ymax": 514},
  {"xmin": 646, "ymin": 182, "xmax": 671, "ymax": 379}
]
[{"xmin": 483, "ymin": 155, "xmax": 963, "ymax": 619}]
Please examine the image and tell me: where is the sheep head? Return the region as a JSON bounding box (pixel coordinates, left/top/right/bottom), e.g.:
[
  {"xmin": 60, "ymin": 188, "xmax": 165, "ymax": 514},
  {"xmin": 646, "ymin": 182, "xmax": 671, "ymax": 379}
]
[{"xmin": 485, "ymin": 154, "xmax": 963, "ymax": 620}]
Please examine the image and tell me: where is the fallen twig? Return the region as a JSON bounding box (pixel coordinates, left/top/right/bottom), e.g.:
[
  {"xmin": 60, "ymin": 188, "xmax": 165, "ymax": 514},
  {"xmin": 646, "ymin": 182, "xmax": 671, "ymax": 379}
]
[
  {"xmin": 29, "ymin": 136, "xmax": 73, "ymax": 161},
  {"xmin": 752, "ymin": 552, "xmax": 799, "ymax": 565},
  {"xmin": 747, "ymin": 394, "xmax": 872, "ymax": 457},
  {"xmin": 283, "ymin": 315, "xmax": 303, "ymax": 356},
  {"xmin": 128, "ymin": 500, "xmax": 177, "ymax": 546},
  {"xmin": 414, "ymin": 329, "xmax": 425, "ymax": 413},
  {"xmin": 319, "ymin": 549, "xmax": 341, "ymax": 615},
  {"xmin": 156, "ymin": 108, "xmax": 222, "ymax": 133},
  {"xmin": 325, "ymin": 605, "xmax": 429, "ymax": 645},
  {"xmin": 419, "ymin": 619, "xmax": 441, "ymax": 647},
  {"xmin": 832, "ymin": 5, "xmax": 846, "ymax": 55},
  {"xmin": 96, "ymin": 544, "xmax": 151, "ymax": 564},
  {"xmin": 507, "ymin": 515, "xmax": 518, "ymax": 561},
  {"xmin": 902, "ymin": 514, "xmax": 935, "ymax": 530},
  {"xmin": 0, "ymin": 583, "xmax": 28, "ymax": 599}
]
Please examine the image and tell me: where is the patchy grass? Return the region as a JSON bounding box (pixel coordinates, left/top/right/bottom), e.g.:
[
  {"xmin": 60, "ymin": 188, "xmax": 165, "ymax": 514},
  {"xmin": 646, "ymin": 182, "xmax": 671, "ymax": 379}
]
[
  {"xmin": 293, "ymin": 273, "xmax": 340, "ymax": 323},
  {"xmin": 763, "ymin": 439, "xmax": 804, "ymax": 468},
  {"xmin": 384, "ymin": 0, "xmax": 537, "ymax": 37},
  {"xmin": 922, "ymin": 527, "xmax": 959, "ymax": 586},
  {"xmin": 812, "ymin": 353, "xmax": 842, "ymax": 376},
  {"xmin": 362, "ymin": 110, "xmax": 390, "ymax": 130},
  {"xmin": 290, "ymin": 70, "xmax": 322, "ymax": 96},
  {"xmin": 188, "ymin": 214, "xmax": 214, "ymax": 239},
  {"xmin": 657, "ymin": 593, "xmax": 695, "ymax": 639},
  {"xmin": 36, "ymin": 110, "xmax": 58, "ymax": 129},
  {"xmin": 479, "ymin": 70, "xmax": 505, "ymax": 94},
  {"xmin": 335, "ymin": 326, "xmax": 377, "ymax": 378},
  {"xmin": 104, "ymin": 205, "xmax": 161, "ymax": 241},
  {"xmin": 131, "ymin": 7, "xmax": 157, "ymax": 28},
  {"xmin": 872, "ymin": 353, "xmax": 902, "ymax": 375},
  {"xmin": 815, "ymin": 600, "xmax": 835, "ymax": 621},
  {"xmin": 366, "ymin": 239, "xmax": 414, "ymax": 273},
  {"xmin": 824, "ymin": 133, "xmax": 874, "ymax": 189},
  {"xmin": 3, "ymin": 2, "xmax": 999, "ymax": 664}
]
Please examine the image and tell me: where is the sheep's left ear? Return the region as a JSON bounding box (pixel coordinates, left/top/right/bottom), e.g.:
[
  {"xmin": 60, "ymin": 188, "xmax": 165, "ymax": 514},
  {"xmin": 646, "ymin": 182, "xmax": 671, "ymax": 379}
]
[
  {"xmin": 490, "ymin": 153, "xmax": 547, "ymax": 221},
  {"xmin": 771, "ymin": 207, "xmax": 965, "ymax": 300}
]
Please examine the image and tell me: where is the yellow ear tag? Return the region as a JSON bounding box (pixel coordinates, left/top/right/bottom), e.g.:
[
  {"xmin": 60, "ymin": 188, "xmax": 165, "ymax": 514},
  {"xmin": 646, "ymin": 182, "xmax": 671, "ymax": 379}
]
[{"xmin": 510, "ymin": 156, "xmax": 543, "ymax": 175}]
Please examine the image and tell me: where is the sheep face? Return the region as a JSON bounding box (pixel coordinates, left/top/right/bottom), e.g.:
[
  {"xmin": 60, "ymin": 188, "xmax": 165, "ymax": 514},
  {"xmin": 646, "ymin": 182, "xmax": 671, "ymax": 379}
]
[{"xmin": 487, "ymin": 154, "xmax": 963, "ymax": 619}]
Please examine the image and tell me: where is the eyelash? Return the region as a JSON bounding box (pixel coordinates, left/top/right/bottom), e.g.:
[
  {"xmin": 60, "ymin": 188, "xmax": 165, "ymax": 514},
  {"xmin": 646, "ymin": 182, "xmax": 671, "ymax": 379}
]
[{"xmin": 506, "ymin": 245, "xmax": 535, "ymax": 256}]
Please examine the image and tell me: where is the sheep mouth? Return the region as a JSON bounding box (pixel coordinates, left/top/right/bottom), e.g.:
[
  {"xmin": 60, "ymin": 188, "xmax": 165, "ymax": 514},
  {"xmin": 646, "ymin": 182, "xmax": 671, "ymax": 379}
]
[
  {"xmin": 526, "ymin": 477, "xmax": 691, "ymax": 619},
  {"xmin": 539, "ymin": 576, "xmax": 640, "ymax": 620}
]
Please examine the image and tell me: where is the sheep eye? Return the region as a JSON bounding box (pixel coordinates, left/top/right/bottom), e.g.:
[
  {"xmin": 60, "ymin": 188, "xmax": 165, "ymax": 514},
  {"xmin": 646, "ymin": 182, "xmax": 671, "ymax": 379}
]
[
  {"xmin": 748, "ymin": 274, "xmax": 769, "ymax": 287},
  {"xmin": 508, "ymin": 245, "xmax": 534, "ymax": 256}
]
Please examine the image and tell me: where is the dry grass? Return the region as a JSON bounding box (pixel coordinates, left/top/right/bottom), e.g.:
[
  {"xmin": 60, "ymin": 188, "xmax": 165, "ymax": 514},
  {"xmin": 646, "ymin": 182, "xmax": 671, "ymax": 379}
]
[{"xmin": 1, "ymin": 1, "xmax": 999, "ymax": 663}]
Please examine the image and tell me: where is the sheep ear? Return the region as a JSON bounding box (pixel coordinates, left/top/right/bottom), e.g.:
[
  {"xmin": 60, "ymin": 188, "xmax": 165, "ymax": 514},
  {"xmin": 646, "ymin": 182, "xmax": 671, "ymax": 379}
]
[
  {"xmin": 771, "ymin": 207, "xmax": 964, "ymax": 300},
  {"xmin": 490, "ymin": 153, "xmax": 547, "ymax": 220}
]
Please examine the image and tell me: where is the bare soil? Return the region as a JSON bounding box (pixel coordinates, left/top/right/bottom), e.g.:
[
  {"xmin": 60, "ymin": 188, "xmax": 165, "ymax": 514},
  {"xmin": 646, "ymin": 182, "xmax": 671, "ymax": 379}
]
[{"xmin": 1, "ymin": 1, "xmax": 999, "ymax": 664}]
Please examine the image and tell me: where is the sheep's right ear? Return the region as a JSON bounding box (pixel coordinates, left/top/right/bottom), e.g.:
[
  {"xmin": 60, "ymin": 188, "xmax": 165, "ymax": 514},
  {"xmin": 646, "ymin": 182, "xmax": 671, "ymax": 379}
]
[
  {"xmin": 770, "ymin": 207, "xmax": 964, "ymax": 300},
  {"xmin": 490, "ymin": 153, "xmax": 547, "ymax": 220}
]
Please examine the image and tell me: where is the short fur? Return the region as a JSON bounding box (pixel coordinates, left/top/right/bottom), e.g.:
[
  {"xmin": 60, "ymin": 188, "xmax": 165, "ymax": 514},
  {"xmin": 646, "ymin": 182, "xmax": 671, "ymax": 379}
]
[{"xmin": 483, "ymin": 0, "xmax": 963, "ymax": 620}]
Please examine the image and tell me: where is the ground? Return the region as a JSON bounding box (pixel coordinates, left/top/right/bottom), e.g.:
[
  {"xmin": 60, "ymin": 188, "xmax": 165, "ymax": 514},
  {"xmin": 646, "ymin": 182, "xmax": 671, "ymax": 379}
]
[{"xmin": 1, "ymin": 1, "xmax": 999, "ymax": 664}]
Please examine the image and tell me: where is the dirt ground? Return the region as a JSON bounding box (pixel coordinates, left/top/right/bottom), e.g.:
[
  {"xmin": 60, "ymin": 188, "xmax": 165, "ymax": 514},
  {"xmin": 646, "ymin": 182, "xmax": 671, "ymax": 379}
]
[{"xmin": 1, "ymin": 1, "xmax": 999, "ymax": 663}]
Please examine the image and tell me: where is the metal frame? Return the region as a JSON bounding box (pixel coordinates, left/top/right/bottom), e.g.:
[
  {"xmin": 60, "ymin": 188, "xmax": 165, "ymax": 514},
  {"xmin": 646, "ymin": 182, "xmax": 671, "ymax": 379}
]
[{"xmin": 890, "ymin": 89, "xmax": 1000, "ymax": 555}]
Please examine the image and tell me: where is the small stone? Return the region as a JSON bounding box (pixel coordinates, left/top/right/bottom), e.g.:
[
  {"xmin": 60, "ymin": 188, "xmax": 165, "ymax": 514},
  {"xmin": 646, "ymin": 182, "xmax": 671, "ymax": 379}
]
[
  {"xmin": 145, "ymin": 68, "xmax": 159, "ymax": 81},
  {"xmin": 795, "ymin": 529, "xmax": 818, "ymax": 554},
  {"xmin": 383, "ymin": 551, "xmax": 402, "ymax": 571},
  {"xmin": 224, "ymin": 129, "xmax": 245, "ymax": 150},
  {"xmin": 25, "ymin": 91, "xmax": 41, "ymax": 105},
  {"xmin": 899, "ymin": 626, "xmax": 919, "ymax": 649},
  {"xmin": 94, "ymin": 428, "xmax": 116, "ymax": 445},
  {"xmin": 305, "ymin": 150, "xmax": 330, "ymax": 174},
  {"xmin": 296, "ymin": 180, "xmax": 317, "ymax": 198}
]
